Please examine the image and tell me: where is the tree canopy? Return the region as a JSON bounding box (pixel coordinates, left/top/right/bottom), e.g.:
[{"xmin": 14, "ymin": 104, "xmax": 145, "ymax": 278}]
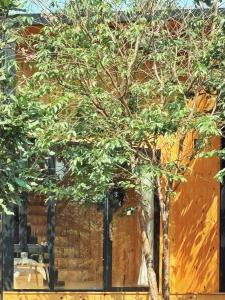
[
  {"xmin": 20, "ymin": 0, "xmax": 225, "ymax": 200},
  {"xmin": 17, "ymin": 1, "xmax": 225, "ymax": 299},
  {"xmin": 0, "ymin": 10, "xmax": 65, "ymax": 211}
]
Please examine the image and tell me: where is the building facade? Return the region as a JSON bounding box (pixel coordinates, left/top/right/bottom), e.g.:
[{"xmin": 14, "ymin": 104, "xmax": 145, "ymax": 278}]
[{"xmin": 0, "ymin": 14, "xmax": 225, "ymax": 300}]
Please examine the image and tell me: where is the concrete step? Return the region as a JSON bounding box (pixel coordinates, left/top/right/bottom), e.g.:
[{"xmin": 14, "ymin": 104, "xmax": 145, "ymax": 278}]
[
  {"xmin": 27, "ymin": 216, "xmax": 47, "ymax": 226},
  {"xmin": 55, "ymin": 236, "xmax": 80, "ymax": 247},
  {"xmin": 55, "ymin": 257, "xmax": 95, "ymax": 269},
  {"xmin": 28, "ymin": 225, "xmax": 46, "ymax": 236},
  {"xmin": 28, "ymin": 225, "xmax": 81, "ymax": 236},
  {"xmin": 57, "ymin": 268, "xmax": 94, "ymax": 282},
  {"xmin": 55, "ymin": 246, "xmax": 80, "ymax": 258},
  {"xmin": 28, "ymin": 196, "xmax": 46, "ymax": 206},
  {"xmin": 63, "ymin": 280, "xmax": 101, "ymax": 289},
  {"xmin": 27, "ymin": 206, "xmax": 47, "ymax": 215}
]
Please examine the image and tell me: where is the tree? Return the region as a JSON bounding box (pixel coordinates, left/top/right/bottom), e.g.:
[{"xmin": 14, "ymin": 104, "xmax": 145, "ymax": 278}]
[
  {"xmin": 19, "ymin": 0, "xmax": 225, "ymax": 299},
  {"xmin": 0, "ymin": 2, "xmax": 65, "ymax": 212},
  {"xmin": 0, "ymin": 0, "xmax": 19, "ymax": 11},
  {"xmin": 0, "ymin": 5, "xmax": 33, "ymax": 212}
]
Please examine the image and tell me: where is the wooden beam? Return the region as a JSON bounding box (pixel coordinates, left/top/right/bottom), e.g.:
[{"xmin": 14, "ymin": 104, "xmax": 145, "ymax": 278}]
[{"xmin": 4, "ymin": 292, "xmax": 225, "ymax": 300}]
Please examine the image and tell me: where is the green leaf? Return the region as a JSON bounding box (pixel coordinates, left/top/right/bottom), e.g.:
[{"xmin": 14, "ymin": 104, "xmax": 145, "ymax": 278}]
[
  {"xmin": 15, "ymin": 178, "xmax": 32, "ymax": 191},
  {"xmin": 0, "ymin": 199, "xmax": 14, "ymax": 215},
  {"xmin": 7, "ymin": 182, "xmax": 14, "ymax": 192}
]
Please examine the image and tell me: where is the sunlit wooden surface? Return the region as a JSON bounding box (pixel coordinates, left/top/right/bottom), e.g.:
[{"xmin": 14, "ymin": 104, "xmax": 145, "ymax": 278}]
[{"xmin": 4, "ymin": 292, "xmax": 225, "ymax": 300}]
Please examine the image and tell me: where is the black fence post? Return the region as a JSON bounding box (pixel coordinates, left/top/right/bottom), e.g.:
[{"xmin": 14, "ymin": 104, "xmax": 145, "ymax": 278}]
[
  {"xmin": 47, "ymin": 157, "xmax": 56, "ymax": 291},
  {"xmin": 103, "ymin": 196, "xmax": 112, "ymax": 290},
  {"xmin": 19, "ymin": 192, "xmax": 28, "ymax": 252},
  {"xmin": 2, "ymin": 208, "xmax": 14, "ymax": 290},
  {"xmin": 47, "ymin": 200, "xmax": 56, "ymax": 290}
]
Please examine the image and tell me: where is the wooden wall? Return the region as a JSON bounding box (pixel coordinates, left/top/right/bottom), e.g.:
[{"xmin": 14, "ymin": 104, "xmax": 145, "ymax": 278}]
[
  {"xmin": 170, "ymin": 139, "xmax": 220, "ymax": 293},
  {"xmin": 157, "ymin": 95, "xmax": 221, "ymax": 293}
]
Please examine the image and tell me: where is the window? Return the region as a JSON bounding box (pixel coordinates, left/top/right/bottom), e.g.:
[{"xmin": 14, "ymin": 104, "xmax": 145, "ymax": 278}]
[
  {"xmin": 1, "ymin": 157, "xmax": 158, "ymax": 291},
  {"xmin": 13, "ymin": 194, "xmax": 49, "ymax": 290},
  {"xmin": 55, "ymin": 202, "xmax": 103, "ymax": 289},
  {"xmin": 112, "ymin": 191, "xmax": 145, "ymax": 287}
]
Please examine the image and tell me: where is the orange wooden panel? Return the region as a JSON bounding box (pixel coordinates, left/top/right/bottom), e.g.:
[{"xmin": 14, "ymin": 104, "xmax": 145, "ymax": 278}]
[{"xmin": 170, "ymin": 136, "xmax": 220, "ymax": 293}]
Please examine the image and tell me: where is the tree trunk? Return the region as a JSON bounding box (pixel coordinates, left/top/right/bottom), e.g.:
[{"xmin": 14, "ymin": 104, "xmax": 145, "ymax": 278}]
[
  {"xmin": 157, "ymin": 178, "xmax": 171, "ymax": 300},
  {"xmin": 162, "ymin": 212, "xmax": 170, "ymax": 300},
  {"xmin": 139, "ymin": 211, "xmax": 159, "ymax": 300}
]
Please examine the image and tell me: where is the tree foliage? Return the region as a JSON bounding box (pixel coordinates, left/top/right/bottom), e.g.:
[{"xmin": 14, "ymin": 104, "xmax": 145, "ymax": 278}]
[
  {"xmin": 0, "ymin": 8, "xmax": 66, "ymax": 212},
  {"xmin": 0, "ymin": 0, "xmax": 19, "ymax": 11},
  {"xmin": 22, "ymin": 0, "xmax": 225, "ymax": 198},
  {"xmin": 14, "ymin": 0, "xmax": 225, "ymax": 299}
]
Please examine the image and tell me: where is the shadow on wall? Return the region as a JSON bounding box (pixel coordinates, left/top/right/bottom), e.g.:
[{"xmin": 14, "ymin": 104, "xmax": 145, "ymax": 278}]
[{"xmin": 170, "ymin": 137, "xmax": 220, "ymax": 293}]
